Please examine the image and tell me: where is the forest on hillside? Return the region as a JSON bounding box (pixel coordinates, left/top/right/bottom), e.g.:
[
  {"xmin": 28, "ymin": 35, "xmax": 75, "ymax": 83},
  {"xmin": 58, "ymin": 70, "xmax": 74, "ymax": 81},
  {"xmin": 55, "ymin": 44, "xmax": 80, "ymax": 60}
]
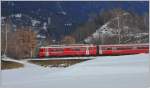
[{"xmin": 72, "ymin": 8, "xmax": 149, "ymax": 44}]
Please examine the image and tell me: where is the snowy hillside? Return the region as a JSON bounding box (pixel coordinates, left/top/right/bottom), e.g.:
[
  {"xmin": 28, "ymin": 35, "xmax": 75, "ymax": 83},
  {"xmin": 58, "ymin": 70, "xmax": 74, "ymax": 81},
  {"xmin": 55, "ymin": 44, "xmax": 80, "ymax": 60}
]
[
  {"xmin": 1, "ymin": 54, "xmax": 150, "ymax": 88},
  {"xmin": 84, "ymin": 15, "xmax": 149, "ymax": 44}
]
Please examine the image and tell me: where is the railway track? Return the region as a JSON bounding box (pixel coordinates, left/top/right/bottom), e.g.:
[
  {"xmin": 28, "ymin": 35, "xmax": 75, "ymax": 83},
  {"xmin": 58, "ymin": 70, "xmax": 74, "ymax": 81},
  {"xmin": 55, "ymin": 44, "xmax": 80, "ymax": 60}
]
[{"xmin": 24, "ymin": 56, "xmax": 97, "ymax": 61}]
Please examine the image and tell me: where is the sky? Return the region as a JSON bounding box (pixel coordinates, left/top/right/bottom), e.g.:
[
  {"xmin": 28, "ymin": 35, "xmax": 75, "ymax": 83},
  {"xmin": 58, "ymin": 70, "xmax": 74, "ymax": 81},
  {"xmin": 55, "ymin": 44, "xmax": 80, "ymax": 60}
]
[{"xmin": 2, "ymin": 1, "xmax": 149, "ymax": 16}]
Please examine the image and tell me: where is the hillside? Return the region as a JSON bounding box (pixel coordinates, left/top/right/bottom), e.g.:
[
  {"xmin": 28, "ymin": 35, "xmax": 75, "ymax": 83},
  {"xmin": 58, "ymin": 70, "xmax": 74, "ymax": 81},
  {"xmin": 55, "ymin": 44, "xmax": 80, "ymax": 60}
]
[{"xmin": 1, "ymin": 1, "xmax": 149, "ymax": 43}]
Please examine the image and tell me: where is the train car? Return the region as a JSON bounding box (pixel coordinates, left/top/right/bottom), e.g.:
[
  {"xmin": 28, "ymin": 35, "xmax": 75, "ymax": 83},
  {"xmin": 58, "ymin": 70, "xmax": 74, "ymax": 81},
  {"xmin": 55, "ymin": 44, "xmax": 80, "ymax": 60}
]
[
  {"xmin": 38, "ymin": 44, "xmax": 149, "ymax": 58},
  {"xmin": 38, "ymin": 44, "xmax": 97, "ymax": 57},
  {"xmin": 99, "ymin": 43, "xmax": 149, "ymax": 55}
]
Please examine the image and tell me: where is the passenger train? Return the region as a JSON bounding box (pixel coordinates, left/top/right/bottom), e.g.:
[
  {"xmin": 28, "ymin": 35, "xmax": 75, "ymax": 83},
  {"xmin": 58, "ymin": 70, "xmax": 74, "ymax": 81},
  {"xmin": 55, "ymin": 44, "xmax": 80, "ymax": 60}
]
[{"xmin": 38, "ymin": 44, "xmax": 149, "ymax": 58}]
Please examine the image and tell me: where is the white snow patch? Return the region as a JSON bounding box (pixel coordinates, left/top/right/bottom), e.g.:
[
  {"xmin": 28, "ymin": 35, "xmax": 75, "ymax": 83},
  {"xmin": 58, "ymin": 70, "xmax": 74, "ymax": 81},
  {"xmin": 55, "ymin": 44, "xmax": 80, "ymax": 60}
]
[
  {"xmin": 36, "ymin": 34, "xmax": 46, "ymax": 39},
  {"xmin": 31, "ymin": 20, "xmax": 40, "ymax": 26},
  {"xmin": 14, "ymin": 14, "xmax": 22, "ymax": 18},
  {"xmin": 1, "ymin": 54, "xmax": 150, "ymax": 88}
]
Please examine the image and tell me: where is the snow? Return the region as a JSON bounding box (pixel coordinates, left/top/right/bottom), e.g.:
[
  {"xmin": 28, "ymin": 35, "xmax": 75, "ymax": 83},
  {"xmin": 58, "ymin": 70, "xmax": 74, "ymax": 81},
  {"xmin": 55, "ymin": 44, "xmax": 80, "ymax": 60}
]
[
  {"xmin": 36, "ymin": 34, "xmax": 46, "ymax": 39},
  {"xmin": 1, "ymin": 17, "xmax": 6, "ymax": 20},
  {"xmin": 84, "ymin": 18, "xmax": 115, "ymax": 43},
  {"xmin": 1, "ymin": 54, "xmax": 150, "ymax": 88},
  {"xmin": 84, "ymin": 13, "xmax": 138, "ymax": 43},
  {"xmin": 31, "ymin": 20, "xmax": 40, "ymax": 27},
  {"xmin": 43, "ymin": 22, "xmax": 47, "ymax": 30},
  {"xmin": 12, "ymin": 14, "xmax": 22, "ymax": 18}
]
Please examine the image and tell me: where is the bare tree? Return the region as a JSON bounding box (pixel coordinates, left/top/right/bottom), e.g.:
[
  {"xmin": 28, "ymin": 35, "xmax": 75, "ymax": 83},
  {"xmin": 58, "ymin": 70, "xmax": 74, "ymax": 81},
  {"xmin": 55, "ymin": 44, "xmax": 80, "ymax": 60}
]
[{"xmin": 61, "ymin": 36, "xmax": 76, "ymax": 44}]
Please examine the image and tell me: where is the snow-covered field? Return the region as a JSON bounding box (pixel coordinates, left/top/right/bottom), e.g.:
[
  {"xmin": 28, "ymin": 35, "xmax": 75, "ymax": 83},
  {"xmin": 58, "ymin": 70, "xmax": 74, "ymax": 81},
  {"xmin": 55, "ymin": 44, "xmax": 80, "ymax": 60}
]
[{"xmin": 1, "ymin": 54, "xmax": 150, "ymax": 88}]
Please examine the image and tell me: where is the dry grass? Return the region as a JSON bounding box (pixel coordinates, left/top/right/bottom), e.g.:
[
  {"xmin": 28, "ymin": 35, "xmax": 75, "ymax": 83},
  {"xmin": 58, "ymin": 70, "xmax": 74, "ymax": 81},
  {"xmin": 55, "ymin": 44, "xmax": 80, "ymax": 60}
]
[
  {"xmin": 1, "ymin": 60, "xmax": 24, "ymax": 70},
  {"xmin": 28, "ymin": 59, "xmax": 89, "ymax": 68}
]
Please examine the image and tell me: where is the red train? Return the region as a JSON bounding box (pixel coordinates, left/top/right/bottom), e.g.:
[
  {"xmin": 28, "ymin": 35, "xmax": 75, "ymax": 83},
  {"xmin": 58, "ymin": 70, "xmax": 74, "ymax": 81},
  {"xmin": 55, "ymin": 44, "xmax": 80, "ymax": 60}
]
[{"xmin": 38, "ymin": 44, "xmax": 149, "ymax": 58}]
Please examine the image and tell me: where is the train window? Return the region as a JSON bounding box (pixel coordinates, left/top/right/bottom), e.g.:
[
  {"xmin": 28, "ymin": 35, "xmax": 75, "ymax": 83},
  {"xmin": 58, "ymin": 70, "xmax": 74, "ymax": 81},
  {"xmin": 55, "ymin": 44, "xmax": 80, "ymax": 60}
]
[
  {"xmin": 51, "ymin": 48, "xmax": 64, "ymax": 52},
  {"xmin": 71, "ymin": 48, "xmax": 81, "ymax": 51},
  {"xmin": 101, "ymin": 47, "xmax": 106, "ymax": 50},
  {"xmin": 81, "ymin": 47, "xmax": 86, "ymax": 51},
  {"xmin": 57, "ymin": 48, "xmax": 64, "ymax": 51},
  {"xmin": 133, "ymin": 46, "xmax": 137, "ymax": 49},
  {"xmin": 89, "ymin": 47, "xmax": 95, "ymax": 50},
  {"xmin": 112, "ymin": 47, "xmax": 116, "ymax": 50},
  {"xmin": 137, "ymin": 46, "xmax": 148, "ymax": 49},
  {"xmin": 116, "ymin": 47, "xmax": 132, "ymax": 50},
  {"xmin": 107, "ymin": 47, "xmax": 112, "ymax": 50},
  {"xmin": 102, "ymin": 47, "xmax": 112, "ymax": 50}
]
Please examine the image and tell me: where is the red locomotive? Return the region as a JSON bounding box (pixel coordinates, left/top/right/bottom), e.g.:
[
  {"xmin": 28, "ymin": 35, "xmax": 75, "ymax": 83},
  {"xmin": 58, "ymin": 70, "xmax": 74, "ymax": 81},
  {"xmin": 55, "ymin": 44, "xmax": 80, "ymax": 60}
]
[{"xmin": 38, "ymin": 44, "xmax": 149, "ymax": 58}]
